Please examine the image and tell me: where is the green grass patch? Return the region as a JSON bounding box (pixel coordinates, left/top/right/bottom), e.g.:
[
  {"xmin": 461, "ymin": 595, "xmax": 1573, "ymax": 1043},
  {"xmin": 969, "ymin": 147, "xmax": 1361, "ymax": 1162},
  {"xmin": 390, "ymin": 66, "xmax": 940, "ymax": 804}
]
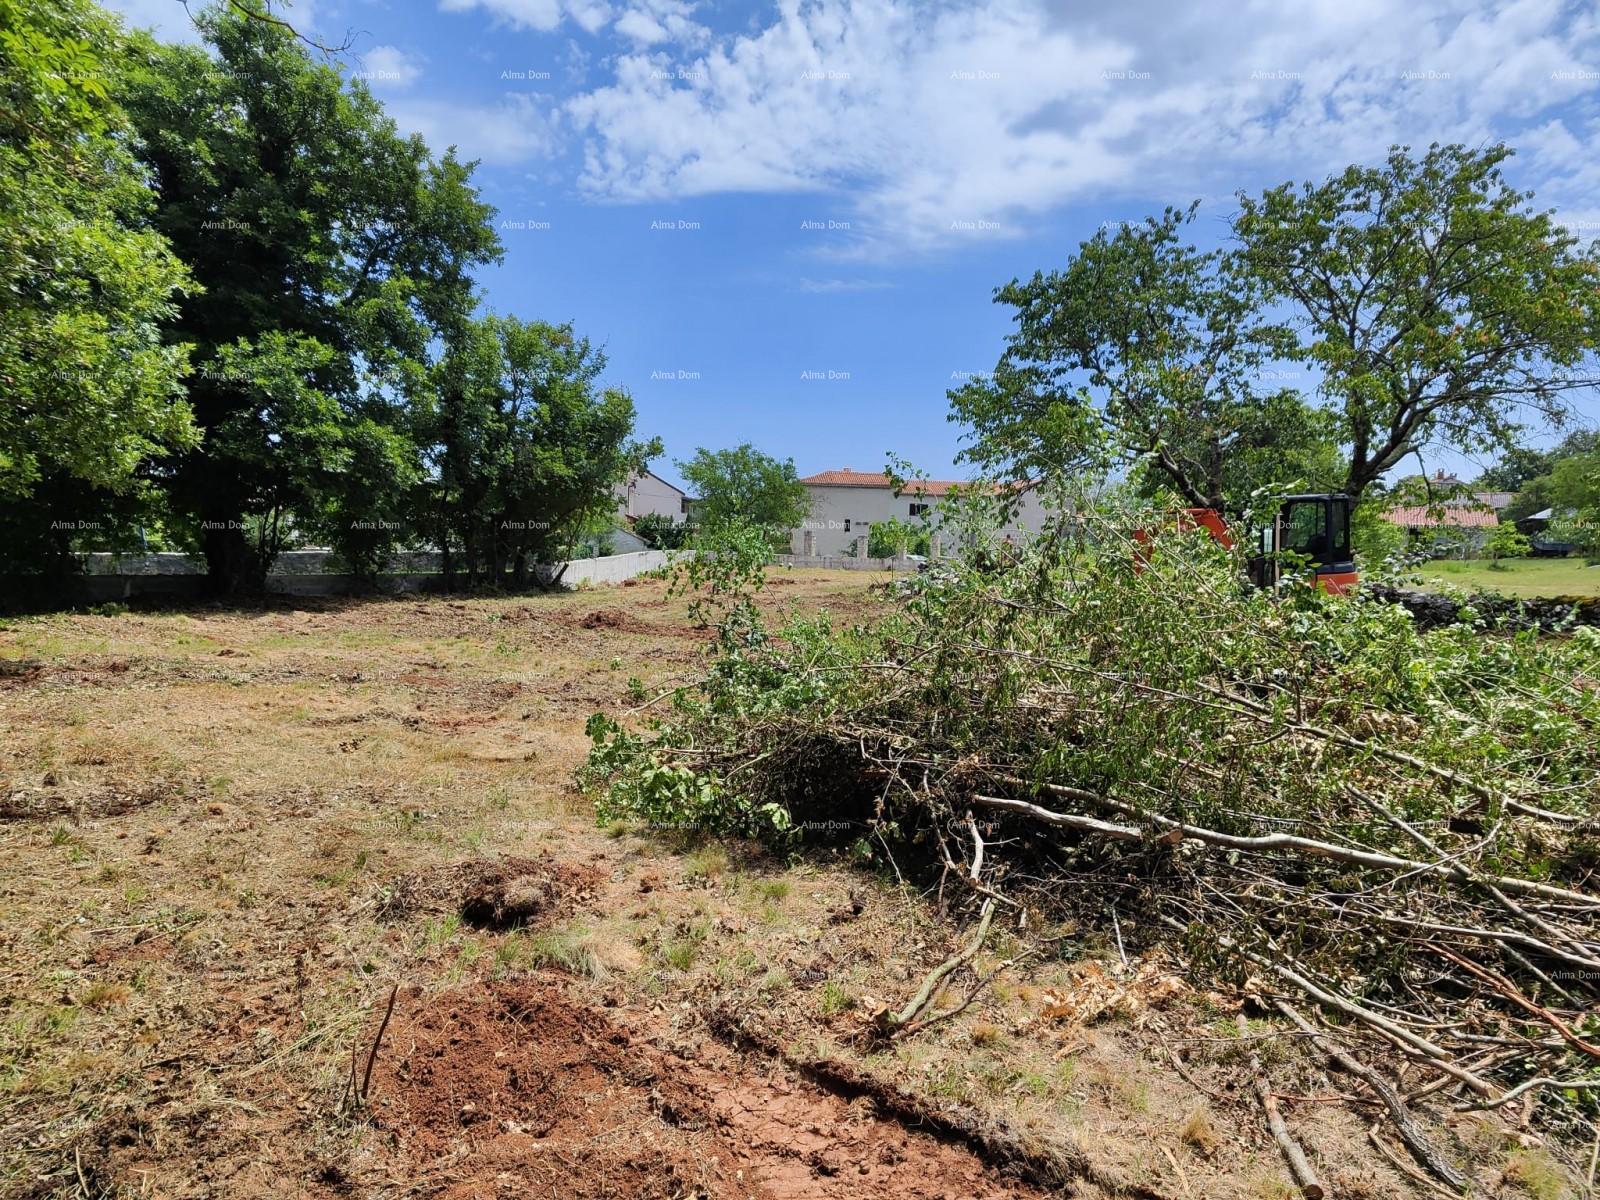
[{"xmin": 1420, "ymin": 556, "xmax": 1600, "ymax": 597}]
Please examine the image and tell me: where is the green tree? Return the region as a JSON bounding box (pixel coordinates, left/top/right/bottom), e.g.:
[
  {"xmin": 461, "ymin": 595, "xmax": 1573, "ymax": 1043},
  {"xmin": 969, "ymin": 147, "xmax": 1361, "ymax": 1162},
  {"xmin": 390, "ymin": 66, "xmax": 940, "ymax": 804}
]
[
  {"xmin": 948, "ymin": 205, "xmax": 1340, "ymax": 511},
  {"xmin": 867, "ymin": 517, "xmax": 930, "ymax": 559},
  {"xmin": 676, "ymin": 444, "xmax": 811, "ymax": 533},
  {"xmin": 0, "ymin": 0, "xmax": 197, "ymax": 572},
  {"xmin": 116, "ymin": 5, "xmax": 501, "ymax": 591},
  {"xmin": 1483, "ymin": 522, "xmax": 1532, "ymax": 568},
  {"xmin": 1548, "ymin": 453, "xmax": 1600, "ymax": 513},
  {"xmin": 1484, "ymin": 430, "xmax": 1600, "ymax": 522},
  {"xmin": 418, "ymin": 316, "xmax": 659, "ymax": 586},
  {"xmin": 1546, "ymin": 452, "xmax": 1600, "ymax": 558},
  {"xmin": 1235, "ymin": 144, "xmax": 1600, "ymax": 501},
  {"xmin": 634, "ymin": 512, "xmax": 693, "ymax": 550}
]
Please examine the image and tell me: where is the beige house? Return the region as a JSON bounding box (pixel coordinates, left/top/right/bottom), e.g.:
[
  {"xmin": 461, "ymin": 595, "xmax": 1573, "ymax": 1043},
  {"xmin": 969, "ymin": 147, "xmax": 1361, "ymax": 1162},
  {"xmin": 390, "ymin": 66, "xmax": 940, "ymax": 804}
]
[
  {"xmin": 791, "ymin": 468, "xmax": 1049, "ymax": 557},
  {"xmin": 614, "ymin": 469, "xmax": 689, "ymax": 525}
]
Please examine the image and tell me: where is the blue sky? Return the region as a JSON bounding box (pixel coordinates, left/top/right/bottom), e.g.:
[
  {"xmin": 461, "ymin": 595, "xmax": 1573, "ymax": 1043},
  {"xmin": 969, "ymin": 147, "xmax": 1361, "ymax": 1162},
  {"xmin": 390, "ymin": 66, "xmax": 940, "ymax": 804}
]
[{"xmin": 108, "ymin": 0, "xmax": 1600, "ymax": 492}]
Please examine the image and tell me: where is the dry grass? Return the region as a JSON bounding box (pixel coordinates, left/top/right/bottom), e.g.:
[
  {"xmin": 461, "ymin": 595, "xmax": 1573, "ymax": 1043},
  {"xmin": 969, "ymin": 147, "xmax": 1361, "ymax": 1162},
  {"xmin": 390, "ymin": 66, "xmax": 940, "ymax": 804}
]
[{"xmin": 0, "ymin": 572, "xmax": 1524, "ymax": 1198}]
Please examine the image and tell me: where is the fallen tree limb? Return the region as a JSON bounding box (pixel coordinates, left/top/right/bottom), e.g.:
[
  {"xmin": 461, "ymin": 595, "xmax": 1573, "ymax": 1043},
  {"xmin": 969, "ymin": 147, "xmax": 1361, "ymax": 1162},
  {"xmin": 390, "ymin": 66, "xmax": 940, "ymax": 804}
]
[
  {"xmin": 1155, "ymin": 915, "xmax": 1497, "ymax": 1098},
  {"xmin": 1241, "ymin": 1012, "xmax": 1324, "ymax": 1200},
  {"xmin": 1367, "ymin": 1124, "xmax": 1466, "ymax": 1200},
  {"xmin": 585, "ymin": 511, "xmax": 1600, "ymax": 1152},
  {"xmin": 974, "ymin": 790, "xmax": 1600, "ymax": 909},
  {"xmin": 1429, "ymin": 943, "xmax": 1600, "ymax": 1060},
  {"xmin": 1457, "ymin": 1076, "xmax": 1600, "ymax": 1112},
  {"xmin": 879, "ymin": 897, "xmax": 995, "ymax": 1033},
  {"xmin": 1274, "ymin": 999, "xmax": 1471, "ymax": 1193}
]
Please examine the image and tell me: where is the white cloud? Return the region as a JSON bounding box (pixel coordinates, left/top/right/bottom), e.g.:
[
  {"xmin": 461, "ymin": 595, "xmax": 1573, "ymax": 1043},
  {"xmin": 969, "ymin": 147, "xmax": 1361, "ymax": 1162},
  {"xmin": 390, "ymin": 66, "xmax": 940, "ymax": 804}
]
[
  {"xmin": 353, "ymin": 45, "xmax": 423, "ymax": 90},
  {"xmin": 386, "ymin": 93, "xmax": 558, "ymax": 167},
  {"xmin": 615, "ymin": 9, "xmax": 669, "ymax": 44},
  {"xmin": 442, "ymin": 0, "xmax": 705, "ymax": 43},
  {"xmin": 563, "ymin": 0, "xmax": 1600, "ymax": 254},
  {"xmin": 797, "ymin": 277, "xmax": 895, "ymax": 293}
]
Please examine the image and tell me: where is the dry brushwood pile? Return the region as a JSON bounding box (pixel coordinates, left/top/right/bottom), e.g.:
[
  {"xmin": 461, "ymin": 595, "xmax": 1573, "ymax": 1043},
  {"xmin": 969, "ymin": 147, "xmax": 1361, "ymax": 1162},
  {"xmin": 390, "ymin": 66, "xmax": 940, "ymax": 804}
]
[{"xmin": 583, "ymin": 516, "xmax": 1600, "ymax": 1192}]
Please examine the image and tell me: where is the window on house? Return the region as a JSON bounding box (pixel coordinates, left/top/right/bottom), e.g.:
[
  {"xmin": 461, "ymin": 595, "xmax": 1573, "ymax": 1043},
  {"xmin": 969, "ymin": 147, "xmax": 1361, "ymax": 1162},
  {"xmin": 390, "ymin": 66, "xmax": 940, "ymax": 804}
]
[{"xmin": 908, "ymin": 502, "xmax": 929, "ymax": 517}]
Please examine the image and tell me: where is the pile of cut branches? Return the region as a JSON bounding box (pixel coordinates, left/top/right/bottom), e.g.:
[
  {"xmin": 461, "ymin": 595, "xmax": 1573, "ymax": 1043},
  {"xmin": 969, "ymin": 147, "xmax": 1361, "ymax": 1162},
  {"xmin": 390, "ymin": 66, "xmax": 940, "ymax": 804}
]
[{"xmin": 581, "ymin": 512, "xmax": 1600, "ymax": 1185}]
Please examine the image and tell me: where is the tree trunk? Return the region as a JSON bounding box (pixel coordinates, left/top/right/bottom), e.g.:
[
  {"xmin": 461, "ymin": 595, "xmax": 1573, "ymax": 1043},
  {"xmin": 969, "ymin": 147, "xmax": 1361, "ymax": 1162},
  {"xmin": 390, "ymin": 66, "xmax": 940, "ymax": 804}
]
[{"xmin": 201, "ymin": 522, "xmax": 263, "ymax": 596}]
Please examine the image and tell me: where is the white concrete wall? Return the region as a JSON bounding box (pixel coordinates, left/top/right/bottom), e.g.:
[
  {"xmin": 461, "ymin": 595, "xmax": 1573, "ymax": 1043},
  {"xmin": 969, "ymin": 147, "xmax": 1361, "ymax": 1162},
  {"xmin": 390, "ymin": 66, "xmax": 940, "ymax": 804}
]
[
  {"xmin": 538, "ymin": 549, "xmax": 669, "ymax": 586},
  {"xmin": 792, "ymin": 485, "xmax": 1051, "ymax": 557},
  {"xmin": 74, "ymin": 549, "xmax": 670, "ymax": 593},
  {"xmin": 615, "ymin": 471, "xmax": 688, "ymax": 523}
]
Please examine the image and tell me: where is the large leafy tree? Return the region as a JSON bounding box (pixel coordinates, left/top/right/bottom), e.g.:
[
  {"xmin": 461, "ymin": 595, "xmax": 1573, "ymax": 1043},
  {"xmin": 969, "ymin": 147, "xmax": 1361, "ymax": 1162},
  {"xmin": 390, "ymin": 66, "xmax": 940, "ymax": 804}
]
[
  {"xmin": 676, "ymin": 444, "xmax": 810, "ymax": 532},
  {"xmin": 0, "ymin": 0, "xmax": 197, "ymax": 572},
  {"xmin": 1235, "ymin": 143, "xmax": 1600, "ymax": 501},
  {"xmin": 418, "ymin": 316, "xmax": 659, "ymax": 586},
  {"xmin": 948, "ymin": 206, "xmax": 1340, "ymax": 511},
  {"xmin": 116, "ymin": 5, "xmax": 500, "ymax": 591}
]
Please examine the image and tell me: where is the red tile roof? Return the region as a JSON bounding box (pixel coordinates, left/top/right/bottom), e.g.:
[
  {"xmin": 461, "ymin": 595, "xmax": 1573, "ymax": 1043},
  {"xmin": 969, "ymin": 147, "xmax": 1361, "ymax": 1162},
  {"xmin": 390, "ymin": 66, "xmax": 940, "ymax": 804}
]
[
  {"xmin": 1382, "ymin": 506, "xmax": 1499, "ymax": 529},
  {"xmin": 799, "ymin": 469, "xmax": 973, "ymax": 496}
]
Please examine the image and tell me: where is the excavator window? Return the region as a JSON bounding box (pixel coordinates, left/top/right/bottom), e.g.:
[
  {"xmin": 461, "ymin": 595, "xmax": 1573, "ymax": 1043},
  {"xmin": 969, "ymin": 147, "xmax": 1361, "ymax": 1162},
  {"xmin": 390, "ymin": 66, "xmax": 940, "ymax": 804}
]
[{"xmin": 1280, "ymin": 499, "xmax": 1329, "ymax": 564}]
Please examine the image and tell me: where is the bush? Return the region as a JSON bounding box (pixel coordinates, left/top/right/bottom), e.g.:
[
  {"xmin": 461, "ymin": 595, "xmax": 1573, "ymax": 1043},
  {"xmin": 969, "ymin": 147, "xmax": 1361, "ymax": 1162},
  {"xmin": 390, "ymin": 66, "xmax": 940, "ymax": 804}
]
[
  {"xmin": 634, "ymin": 513, "xmax": 694, "ymax": 550},
  {"xmin": 867, "ymin": 517, "xmax": 931, "ymax": 559},
  {"xmin": 1484, "ymin": 523, "xmax": 1532, "ymax": 568}
]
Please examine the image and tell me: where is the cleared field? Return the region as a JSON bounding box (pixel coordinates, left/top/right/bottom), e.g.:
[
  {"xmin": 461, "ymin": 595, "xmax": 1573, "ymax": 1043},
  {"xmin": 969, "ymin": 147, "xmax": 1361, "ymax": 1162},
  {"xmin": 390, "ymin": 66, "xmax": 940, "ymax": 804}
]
[
  {"xmin": 1419, "ymin": 555, "xmax": 1600, "ymax": 597},
  {"xmin": 0, "ymin": 576, "xmax": 1549, "ymax": 1199}
]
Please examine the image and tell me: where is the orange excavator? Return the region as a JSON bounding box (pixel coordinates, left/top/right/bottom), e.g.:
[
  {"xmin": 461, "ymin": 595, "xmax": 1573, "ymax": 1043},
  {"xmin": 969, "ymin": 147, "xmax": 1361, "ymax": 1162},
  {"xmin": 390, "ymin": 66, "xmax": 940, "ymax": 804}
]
[{"xmin": 1159, "ymin": 494, "xmax": 1358, "ymax": 595}]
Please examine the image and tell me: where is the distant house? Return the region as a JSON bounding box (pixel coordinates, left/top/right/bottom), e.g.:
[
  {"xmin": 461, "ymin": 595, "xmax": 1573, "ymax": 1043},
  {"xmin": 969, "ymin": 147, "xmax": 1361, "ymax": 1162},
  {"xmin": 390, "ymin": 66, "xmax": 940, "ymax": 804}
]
[
  {"xmin": 1380, "ymin": 505, "xmax": 1498, "ymax": 534},
  {"xmin": 1414, "ymin": 470, "xmax": 1514, "ymax": 512},
  {"xmin": 614, "ymin": 469, "xmax": 689, "ymax": 525},
  {"xmin": 791, "ymin": 468, "xmax": 1048, "ymax": 557},
  {"xmin": 1379, "ymin": 470, "xmax": 1514, "ymax": 552}
]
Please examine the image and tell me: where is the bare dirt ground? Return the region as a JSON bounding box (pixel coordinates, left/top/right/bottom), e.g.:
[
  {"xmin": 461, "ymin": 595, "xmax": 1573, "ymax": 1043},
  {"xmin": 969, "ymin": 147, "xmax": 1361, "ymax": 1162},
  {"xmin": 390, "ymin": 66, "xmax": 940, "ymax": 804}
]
[{"xmin": 0, "ymin": 573, "xmax": 1573, "ymax": 1199}]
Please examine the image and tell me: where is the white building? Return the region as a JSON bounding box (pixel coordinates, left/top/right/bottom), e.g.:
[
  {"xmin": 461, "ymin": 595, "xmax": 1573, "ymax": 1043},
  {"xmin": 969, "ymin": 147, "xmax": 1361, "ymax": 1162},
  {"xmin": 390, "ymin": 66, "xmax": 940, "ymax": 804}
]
[
  {"xmin": 614, "ymin": 469, "xmax": 690, "ymax": 525},
  {"xmin": 791, "ymin": 468, "xmax": 1049, "ymax": 557}
]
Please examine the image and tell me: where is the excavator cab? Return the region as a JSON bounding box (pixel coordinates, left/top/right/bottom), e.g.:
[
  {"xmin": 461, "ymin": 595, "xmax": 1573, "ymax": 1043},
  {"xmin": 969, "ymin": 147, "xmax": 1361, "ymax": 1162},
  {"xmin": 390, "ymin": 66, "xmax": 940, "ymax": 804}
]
[{"xmin": 1249, "ymin": 494, "xmax": 1357, "ymax": 595}]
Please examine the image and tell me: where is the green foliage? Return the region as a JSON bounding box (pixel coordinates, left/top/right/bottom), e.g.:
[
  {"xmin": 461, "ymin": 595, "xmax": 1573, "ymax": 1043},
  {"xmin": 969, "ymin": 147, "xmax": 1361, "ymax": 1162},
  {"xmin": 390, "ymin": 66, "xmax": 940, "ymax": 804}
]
[
  {"xmin": 948, "ymin": 203, "xmax": 1339, "ymax": 509},
  {"xmin": 1484, "ymin": 523, "xmax": 1533, "ymax": 568},
  {"xmin": 867, "ymin": 517, "xmax": 930, "ymax": 559},
  {"xmin": 1478, "ymin": 430, "xmax": 1600, "ymax": 493},
  {"xmin": 417, "ymin": 315, "xmax": 658, "ymax": 584},
  {"xmin": 115, "ymin": 5, "xmax": 502, "ymax": 590},
  {"xmin": 1548, "ymin": 452, "xmax": 1600, "ymax": 559},
  {"xmin": 954, "ymin": 145, "xmax": 1600, "ymax": 513},
  {"xmin": 0, "ymin": 0, "xmax": 197, "ymax": 557},
  {"xmin": 586, "ymin": 506, "xmax": 1600, "ymax": 858},
  {"xmin": 1236, "ymin": 144, "xmax": 1600, "ymax": 500},
  {"xmin": 578, "ymin": 501, "xmax": 1600, "ymax": 1126},
  {"xmin": 670, "ymin": 519, "xmax": 773, "ymax": 627},
  {"xmin": 676, "ymin": 444, "xmax": 810, "ymax": 534},
  {"xmin": 633, "ymin": 512, "xmax": 694, "ymax": 550},
  {"xmin": 1348, "ymin": 497, "xmax": 1413, "ymax": 571}
]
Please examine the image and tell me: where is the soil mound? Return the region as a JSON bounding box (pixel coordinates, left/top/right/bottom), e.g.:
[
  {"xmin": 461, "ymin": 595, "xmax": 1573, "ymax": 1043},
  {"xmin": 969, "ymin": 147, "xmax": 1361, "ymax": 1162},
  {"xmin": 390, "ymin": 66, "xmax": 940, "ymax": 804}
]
[
  {"xmin": 578, "ymin": 607, "xmax": 653, "ymax": 633},
  {"xmin": 376, "ymin": 856, "xmax": 601, "ymax": 929},
  {"xmin": 368, "ymin": 981, "xmax": 1046, "ymax": 1200}
]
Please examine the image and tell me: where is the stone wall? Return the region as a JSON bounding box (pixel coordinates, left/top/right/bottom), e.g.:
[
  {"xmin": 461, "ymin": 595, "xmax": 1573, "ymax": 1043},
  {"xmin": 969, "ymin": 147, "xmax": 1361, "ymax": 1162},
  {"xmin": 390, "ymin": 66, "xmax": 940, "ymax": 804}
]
[{"xmin": 1371, "ymin": 584, "xmax": 1600, "ymax": 631}]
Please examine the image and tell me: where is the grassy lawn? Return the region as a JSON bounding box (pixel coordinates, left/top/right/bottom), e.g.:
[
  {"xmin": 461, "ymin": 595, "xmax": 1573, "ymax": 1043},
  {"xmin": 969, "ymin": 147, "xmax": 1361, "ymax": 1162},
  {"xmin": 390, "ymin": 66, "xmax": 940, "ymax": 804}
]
[{"xmin": 1418, "ymin": 555, "xmax": 1600, "ymax": 597}]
